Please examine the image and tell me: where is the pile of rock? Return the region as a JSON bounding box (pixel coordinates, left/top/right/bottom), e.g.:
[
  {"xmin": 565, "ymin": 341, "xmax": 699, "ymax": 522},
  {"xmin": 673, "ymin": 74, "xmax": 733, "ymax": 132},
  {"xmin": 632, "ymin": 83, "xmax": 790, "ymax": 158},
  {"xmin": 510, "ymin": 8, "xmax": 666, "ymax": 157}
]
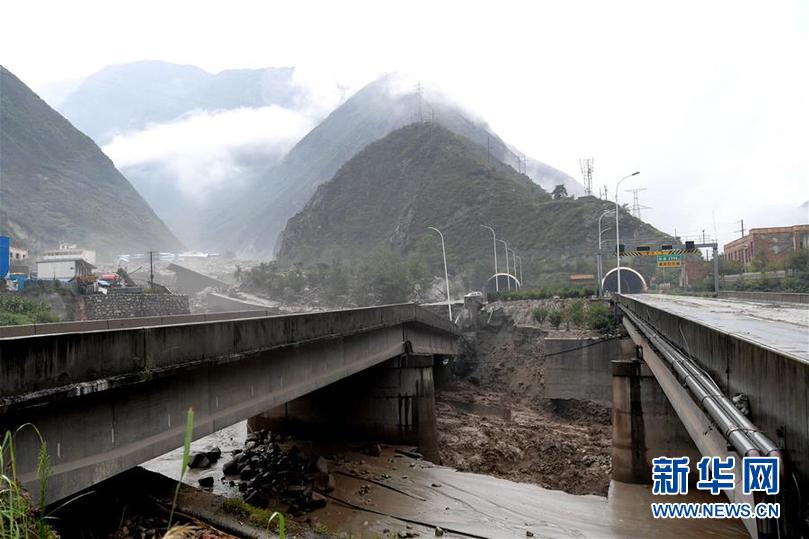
[{"xmin": 221, "ymin": 429, "xmax": 334, "ymax": 515}]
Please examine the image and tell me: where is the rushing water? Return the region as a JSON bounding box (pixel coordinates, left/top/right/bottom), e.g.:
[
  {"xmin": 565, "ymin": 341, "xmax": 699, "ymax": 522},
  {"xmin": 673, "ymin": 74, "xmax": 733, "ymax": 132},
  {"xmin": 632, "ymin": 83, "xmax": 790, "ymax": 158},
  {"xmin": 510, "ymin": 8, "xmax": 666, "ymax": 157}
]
[{"xmin": 143, "ymin": 423, "xmax": 746, "ymax": 538}]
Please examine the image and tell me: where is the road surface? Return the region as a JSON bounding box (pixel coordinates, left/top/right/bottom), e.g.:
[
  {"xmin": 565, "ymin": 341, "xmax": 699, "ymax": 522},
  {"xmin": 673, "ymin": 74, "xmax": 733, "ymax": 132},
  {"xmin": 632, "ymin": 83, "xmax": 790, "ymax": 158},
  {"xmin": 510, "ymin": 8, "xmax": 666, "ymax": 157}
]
[{"xmin": 625, "ymin": 294, "xmax": 809, "ymax": 363}]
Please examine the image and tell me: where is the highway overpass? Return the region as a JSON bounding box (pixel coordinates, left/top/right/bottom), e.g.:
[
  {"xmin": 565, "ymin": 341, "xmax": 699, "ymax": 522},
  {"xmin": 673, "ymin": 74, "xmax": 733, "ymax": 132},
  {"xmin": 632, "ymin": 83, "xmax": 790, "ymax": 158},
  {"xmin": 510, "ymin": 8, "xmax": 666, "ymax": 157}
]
[
  {"xmin": 615, "ymin": 293, "xmax": 808, "ymax": 538},
  {"xmin": 0, "ymin": 304, "xmax": 459, "ymax": 504}
]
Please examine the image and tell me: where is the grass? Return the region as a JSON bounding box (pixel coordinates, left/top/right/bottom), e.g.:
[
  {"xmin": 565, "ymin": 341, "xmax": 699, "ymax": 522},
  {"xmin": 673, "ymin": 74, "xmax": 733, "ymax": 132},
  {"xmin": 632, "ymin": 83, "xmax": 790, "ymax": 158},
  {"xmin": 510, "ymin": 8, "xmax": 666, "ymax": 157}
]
[
  {"xmin": 0, "ymin": 425, "xmax": 55, "ymax": 538},
  {"xmin": 222, "ymin": 498, "xmax": 286, "ymax": 536},
  {"xmin": 1, "ymin": 408, "xmax": 288, "ymax": 538},
  {"xmin": 166, "ymin": 408, "xmax": 195, "ymax": 529}
]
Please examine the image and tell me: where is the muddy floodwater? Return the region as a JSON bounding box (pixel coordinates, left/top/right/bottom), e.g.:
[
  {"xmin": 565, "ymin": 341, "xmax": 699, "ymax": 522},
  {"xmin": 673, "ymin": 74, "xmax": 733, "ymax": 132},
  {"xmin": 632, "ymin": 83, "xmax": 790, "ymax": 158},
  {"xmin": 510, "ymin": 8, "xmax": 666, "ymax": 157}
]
[{"xmin": 144, "ymin": 423, "xmax": 746, "ymax": 538}]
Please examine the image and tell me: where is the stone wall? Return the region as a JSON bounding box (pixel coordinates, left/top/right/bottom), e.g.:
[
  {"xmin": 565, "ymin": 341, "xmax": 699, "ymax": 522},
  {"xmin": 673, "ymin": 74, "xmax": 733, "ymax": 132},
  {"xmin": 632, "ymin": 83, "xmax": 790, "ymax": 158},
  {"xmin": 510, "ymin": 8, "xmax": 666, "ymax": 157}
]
[{"xmin": 81, "ymin": 293, "xmax": 190, "ymax": 320}]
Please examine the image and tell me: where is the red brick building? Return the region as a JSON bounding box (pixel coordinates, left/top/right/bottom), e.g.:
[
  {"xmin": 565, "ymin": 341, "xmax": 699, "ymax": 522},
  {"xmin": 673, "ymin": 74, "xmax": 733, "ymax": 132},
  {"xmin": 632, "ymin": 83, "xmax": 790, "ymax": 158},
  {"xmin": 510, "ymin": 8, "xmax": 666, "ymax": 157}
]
[{"xmin": 724, "ymin": 224, "xmax": 809, "ymax": 266}]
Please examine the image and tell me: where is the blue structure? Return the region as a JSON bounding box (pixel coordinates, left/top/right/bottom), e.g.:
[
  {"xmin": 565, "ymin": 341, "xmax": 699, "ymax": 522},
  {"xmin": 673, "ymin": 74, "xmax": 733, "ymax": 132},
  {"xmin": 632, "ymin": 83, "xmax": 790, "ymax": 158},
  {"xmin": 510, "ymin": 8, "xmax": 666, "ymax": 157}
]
[{"xmin": 0, "ymin": 235, "xmax": 9, "ymax": 277}]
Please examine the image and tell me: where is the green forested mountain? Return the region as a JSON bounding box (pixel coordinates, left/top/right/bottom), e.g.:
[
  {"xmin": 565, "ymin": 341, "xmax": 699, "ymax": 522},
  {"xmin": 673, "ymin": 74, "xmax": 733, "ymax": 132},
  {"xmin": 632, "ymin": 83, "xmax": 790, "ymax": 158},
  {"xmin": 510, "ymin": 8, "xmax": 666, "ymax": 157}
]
[
  {"xmin": 207, "ymin": 74, "xmax": 580, "ymax": 257},
  {"xmin": 0, "ymin": 66, "xmax": 182, "ymax": 257},
  {"xmin": 278, "ymin": 123, "xmax": 669, "ymax": 287}
]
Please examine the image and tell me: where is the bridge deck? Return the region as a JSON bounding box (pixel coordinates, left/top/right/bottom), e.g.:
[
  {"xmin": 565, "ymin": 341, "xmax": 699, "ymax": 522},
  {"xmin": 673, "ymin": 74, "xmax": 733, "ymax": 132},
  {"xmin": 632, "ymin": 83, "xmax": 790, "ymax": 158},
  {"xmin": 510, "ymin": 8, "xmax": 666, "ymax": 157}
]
[{"xmin": 625, "ymin": 294, "xmax": 809, "ymax": 363}]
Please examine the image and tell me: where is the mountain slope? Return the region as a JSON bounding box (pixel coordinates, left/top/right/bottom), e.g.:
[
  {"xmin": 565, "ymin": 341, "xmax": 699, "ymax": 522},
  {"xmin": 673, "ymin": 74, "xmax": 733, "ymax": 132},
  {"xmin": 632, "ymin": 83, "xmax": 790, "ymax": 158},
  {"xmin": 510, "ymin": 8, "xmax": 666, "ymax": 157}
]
[
  {"xmin": 213, "ymin": 74, "xmax": 580, "ymax": 256},
  {"xmin": 278, "ymin": 123, "xmax": 668, "ymax": 285},
  {"xmin": 0, "ymin": 66, "xmax": 182, "ymax": 257}
]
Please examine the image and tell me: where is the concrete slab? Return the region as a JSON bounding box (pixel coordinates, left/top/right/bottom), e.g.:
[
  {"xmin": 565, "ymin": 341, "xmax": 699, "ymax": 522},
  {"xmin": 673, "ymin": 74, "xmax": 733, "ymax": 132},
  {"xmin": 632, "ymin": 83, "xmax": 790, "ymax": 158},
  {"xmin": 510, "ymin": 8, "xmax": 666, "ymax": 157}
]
[{"xmin": 625, "ymin": 294, "xmax": 809, "ymax": 363}]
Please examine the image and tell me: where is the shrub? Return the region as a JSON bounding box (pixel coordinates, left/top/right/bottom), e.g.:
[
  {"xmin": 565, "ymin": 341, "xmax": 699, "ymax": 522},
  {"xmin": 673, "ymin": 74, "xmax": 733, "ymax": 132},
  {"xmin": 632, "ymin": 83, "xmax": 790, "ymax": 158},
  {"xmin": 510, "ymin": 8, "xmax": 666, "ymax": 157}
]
[
  {"xmin": 587, "ymin": 302, "xmax": 616, "ymax": 331},
  {"xmin": 532, "ymin": 306, "xmax": 549, "ymax": 325},
  {"xmin": 0, "ymin": 293, "xmax": 59, "ymax": 326},
  {"xmin": 548, "ymin": 309, "xmax": 563, "ymax": 329},
  {"xmin": 564, "ymin": 300, "xmax": 586, "ymax": 328}
]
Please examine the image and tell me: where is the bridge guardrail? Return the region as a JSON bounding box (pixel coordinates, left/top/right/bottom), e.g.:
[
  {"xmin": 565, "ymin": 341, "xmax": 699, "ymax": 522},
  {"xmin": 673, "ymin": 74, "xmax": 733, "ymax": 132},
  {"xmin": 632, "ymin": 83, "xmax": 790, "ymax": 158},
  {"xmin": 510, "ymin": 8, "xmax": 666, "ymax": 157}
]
[{"xmin": 0, "ymin": 303, "xmax": 458, "ymax": 399}]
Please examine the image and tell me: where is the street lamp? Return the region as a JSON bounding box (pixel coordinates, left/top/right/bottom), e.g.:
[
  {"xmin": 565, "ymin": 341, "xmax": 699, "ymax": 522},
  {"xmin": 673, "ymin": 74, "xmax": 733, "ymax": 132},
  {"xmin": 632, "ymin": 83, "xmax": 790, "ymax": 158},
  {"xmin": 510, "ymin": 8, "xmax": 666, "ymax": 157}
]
[
  {"xmin": 480, "ymin": 225, "xmax": 498, "ymax": 291},
  {"xmin": 508, "ymin": 248, "xmax": 518, "ymax": 288},
  {"xmin": 597, "ymin": 209, "xmax": 615, "ymax": 296},
  {"xmin": 428, "ymin": 227, "xmax": 452, "ymax": 321},
  {"xmin": 615, "ymin": 171, "xmax": 640, "ymax": 294},
  {"xmin": 516, "ymin": 255, "xmax": 524, "ymax": 287},
  {"xmin": 497, "ymin": 239, "xmax": 510, "ymax": 290}
]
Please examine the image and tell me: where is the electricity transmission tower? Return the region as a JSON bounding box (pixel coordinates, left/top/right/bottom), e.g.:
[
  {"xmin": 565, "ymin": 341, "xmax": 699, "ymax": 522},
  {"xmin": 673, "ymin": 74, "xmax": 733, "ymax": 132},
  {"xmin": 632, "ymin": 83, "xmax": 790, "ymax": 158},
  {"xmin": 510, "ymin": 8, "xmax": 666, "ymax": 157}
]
[
  {"xmin": 579, "ymin": 158, "xmax": 594, "ymax": 196},
  {"xmin": 517, "ymin": 153, "xmax": 526, "ymax": 174},
  {"xmin": 414, "ymin": 82, "xmax": 423, "ymax": 122},
  {"xmin": 625, "ymin": 187, "xmax": 650, "ymax": 219}
]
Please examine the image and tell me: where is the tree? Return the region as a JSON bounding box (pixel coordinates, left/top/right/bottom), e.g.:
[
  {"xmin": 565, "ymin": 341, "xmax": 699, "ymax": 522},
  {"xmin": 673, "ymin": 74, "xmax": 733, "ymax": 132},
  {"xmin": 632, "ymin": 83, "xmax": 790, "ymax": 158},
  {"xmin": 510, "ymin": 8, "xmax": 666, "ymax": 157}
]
[
  {"xmin": 356, "ymin": 249, "xmax": 429, "ymax": 305},
  {"xmin": 786, "ymin": 248, "xmax": 809, "ymax": 272},
  {"xmin": 551, "ymin": 184, "xmax": 568, "ymax": 200}
]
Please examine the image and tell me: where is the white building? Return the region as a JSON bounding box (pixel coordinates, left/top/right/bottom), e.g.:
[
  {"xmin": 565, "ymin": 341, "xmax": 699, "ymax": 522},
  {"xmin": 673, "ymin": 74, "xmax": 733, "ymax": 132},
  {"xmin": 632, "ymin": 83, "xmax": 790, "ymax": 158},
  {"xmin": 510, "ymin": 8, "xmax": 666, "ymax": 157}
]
[
  {"xmin": 36, "ymin": 259, "xmax": 95, "ymax": 280},
  {"xmin": 41, "ymin": 243, "xmax": 97, "ymax": 265}
]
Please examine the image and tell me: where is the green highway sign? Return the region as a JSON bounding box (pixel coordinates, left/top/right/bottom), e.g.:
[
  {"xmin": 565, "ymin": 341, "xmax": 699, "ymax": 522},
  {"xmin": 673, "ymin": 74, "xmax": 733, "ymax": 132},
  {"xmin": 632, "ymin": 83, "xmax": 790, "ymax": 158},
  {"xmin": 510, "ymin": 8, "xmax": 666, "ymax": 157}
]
[{"xmin": 657, "ymin": 253, "xmax": 683, "ymax": 263}]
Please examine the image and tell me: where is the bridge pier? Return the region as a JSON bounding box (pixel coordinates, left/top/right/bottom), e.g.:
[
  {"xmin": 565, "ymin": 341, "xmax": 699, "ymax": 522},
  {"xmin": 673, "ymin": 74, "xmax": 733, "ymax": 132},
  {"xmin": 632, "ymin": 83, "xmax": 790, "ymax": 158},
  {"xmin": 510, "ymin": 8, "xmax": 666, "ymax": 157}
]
[
  {"xmin": 612, "ymin": 357, "xmax": 700, "ymax": 484},
  {"xmin": 248, "ymin": 354, "xmax": 440, "ymax": 461}
]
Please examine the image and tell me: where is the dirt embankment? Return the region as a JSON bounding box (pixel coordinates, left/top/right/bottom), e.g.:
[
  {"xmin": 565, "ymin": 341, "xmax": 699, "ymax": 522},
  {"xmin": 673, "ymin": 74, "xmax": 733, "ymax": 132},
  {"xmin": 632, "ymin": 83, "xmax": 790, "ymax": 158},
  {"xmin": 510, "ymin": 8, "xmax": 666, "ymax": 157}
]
[{"xmin": 436, "ymin": 299, "xmax": 612, "ymax": 496}]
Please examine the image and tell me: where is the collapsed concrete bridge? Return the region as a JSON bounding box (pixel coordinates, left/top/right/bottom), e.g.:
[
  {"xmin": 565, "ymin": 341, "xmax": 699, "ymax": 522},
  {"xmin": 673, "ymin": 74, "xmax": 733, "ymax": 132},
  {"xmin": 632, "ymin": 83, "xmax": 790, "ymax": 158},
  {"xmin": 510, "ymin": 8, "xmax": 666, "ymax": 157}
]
[{"xmin": 0, "ymin": 304, "xmax": 459, "ymax": 504}]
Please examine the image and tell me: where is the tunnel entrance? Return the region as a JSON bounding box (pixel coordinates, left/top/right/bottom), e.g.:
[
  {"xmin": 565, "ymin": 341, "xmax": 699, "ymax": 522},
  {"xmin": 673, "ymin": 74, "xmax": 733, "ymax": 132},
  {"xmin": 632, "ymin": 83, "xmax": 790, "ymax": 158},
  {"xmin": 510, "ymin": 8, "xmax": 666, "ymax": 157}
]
[{"xmin": 602, "ymin": 267, "xmax": 647, "ymax": 294}]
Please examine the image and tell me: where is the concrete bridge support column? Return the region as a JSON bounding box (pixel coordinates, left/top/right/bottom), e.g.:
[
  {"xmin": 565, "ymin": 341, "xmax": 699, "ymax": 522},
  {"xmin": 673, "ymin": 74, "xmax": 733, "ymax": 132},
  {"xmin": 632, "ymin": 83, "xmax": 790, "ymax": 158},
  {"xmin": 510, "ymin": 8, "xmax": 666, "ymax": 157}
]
[
  {"xmin": 612, "ymin": 358, "xmax": 700, "ymax": 484},
  {"xmin": 248, "ymin": 354, "xmax": 440, "ymax": 461}
]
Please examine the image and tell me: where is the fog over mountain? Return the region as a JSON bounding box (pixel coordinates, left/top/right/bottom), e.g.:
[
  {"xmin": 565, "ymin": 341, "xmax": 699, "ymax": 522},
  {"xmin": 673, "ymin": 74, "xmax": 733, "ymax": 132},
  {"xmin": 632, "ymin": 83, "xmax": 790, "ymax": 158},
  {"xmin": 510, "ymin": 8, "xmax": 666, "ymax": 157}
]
[
  {"xmin": 48, "ymin": 65, "xmax": 581, "ymax": 254},
  {"xmin": 49, "ymin": 61, "xmax": 349, "ymax": 243},
  {"xmin": 204, "ymin": 73, "xmax": 582, "ymax": 257}
]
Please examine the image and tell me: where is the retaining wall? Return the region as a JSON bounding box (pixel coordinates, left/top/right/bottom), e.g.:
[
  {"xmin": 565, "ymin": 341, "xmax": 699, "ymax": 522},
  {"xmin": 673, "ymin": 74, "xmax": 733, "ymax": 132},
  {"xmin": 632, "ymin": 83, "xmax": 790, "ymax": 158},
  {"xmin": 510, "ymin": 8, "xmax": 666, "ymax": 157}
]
[
  {"xmin": 81, "ymin": 293, "xmax": 190, "ymax": 320},
  {"xmin": 544, "ymin": 337, "xmax": 634, "ymax": 405}
]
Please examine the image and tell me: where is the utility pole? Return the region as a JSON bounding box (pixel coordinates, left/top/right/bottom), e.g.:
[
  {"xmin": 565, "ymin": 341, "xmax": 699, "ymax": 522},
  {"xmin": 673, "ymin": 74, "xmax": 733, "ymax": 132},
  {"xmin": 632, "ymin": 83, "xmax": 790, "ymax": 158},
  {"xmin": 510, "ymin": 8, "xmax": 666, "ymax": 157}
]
[
  {"xmin": 737, "ymin": 219, "xmax": 745, "ymax": 238},
  {"xmin": 149, "ymin": 250, "xmax": 154, "ymax": 291},
  {"xmin": 579, "ymin": 158, "xmax": 594, "ymax": 196},
  {"xmin": 713, "ymin": 244, "xmax": 719, "ymax": 295}
]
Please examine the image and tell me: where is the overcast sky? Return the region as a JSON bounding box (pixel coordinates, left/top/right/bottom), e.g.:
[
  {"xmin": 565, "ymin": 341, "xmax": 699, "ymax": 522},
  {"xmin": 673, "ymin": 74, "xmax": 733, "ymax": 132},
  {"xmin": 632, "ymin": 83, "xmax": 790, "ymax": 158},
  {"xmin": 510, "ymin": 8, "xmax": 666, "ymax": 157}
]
[{"xmin": 2, "ymin": 0, "xmax": 807, "ymax": 248}]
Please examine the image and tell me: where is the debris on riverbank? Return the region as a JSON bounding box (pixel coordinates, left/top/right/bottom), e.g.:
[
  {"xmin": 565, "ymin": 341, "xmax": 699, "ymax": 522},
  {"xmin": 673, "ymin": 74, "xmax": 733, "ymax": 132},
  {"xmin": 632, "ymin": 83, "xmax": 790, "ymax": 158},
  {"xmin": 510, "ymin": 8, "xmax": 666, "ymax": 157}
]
[
  {"xmin": 223, "ymin": 429, "xmax": 332, "ymax": 516},
  {"xmin": 436, "ymin": 299, "xmax": 613, "ymax": 496}
]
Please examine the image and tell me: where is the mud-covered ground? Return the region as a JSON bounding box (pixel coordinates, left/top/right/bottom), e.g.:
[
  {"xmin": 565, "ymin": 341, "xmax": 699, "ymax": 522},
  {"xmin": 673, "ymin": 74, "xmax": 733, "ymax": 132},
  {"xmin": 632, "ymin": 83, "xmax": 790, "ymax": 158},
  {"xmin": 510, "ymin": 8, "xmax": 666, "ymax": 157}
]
[{"xmin": 436, "ymin": 299, "xmax": 613, "ymax": 496}]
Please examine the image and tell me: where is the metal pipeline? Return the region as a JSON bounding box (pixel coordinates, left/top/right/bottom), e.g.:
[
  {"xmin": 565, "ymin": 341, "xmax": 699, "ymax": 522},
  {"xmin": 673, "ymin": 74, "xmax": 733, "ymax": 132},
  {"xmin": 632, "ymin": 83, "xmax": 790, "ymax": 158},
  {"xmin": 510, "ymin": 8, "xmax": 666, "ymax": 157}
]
[{"xmin": 621, "ymin": 306, "xmax": 782, "ymax": 464}]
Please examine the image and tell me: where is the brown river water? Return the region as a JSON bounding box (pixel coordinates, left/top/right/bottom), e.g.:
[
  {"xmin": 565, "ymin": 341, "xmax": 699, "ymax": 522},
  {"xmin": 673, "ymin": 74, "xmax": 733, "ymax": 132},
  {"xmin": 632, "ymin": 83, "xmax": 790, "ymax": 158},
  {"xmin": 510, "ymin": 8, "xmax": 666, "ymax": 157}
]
[{"xmin": 143, "ymin": 422, "xmax": 747, "ymax": 538}]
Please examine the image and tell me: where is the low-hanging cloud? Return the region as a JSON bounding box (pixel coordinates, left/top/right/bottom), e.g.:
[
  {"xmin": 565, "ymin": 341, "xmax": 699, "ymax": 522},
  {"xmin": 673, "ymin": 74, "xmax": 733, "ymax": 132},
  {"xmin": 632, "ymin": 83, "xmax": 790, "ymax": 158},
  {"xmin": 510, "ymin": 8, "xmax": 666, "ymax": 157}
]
[{"xmin": 103, "ymin": 105, "xmax": 317, "ymax": 203}]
